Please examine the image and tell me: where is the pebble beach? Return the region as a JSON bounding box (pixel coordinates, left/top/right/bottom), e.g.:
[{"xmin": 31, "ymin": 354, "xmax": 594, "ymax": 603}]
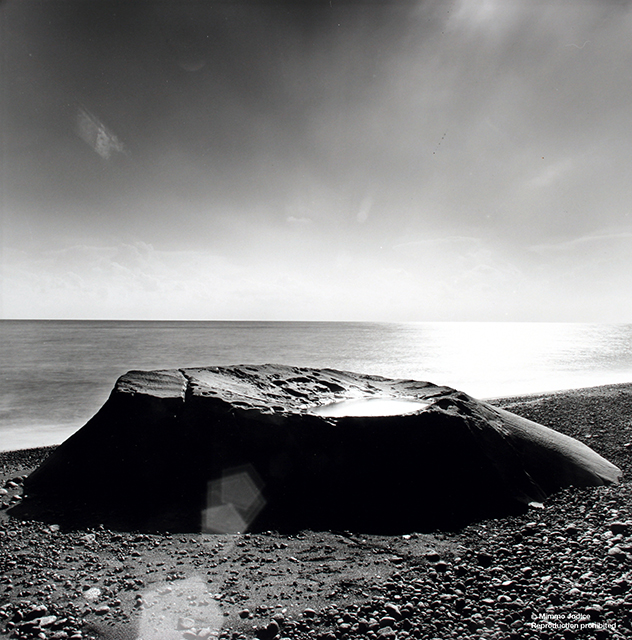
[{"xmin": 1, "ymin": 383, "xmax": 632, "ymax": 640}]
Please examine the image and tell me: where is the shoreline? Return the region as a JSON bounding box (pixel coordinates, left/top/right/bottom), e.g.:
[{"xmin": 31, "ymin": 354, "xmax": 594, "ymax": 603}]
[{"xmin": 1, "ymin": 383, "xmax": 632, "ymax": 639}]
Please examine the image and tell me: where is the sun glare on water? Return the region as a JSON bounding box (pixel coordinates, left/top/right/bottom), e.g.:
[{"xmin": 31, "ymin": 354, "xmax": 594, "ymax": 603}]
[{"xmin": 312, "ymin": 398, "xmax": 430, "ymax": 417}]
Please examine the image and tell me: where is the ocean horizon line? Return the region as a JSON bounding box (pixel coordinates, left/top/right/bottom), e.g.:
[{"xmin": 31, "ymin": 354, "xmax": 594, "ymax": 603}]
[{"xmin": 2, "ymin": 318, "xmax": 631, "ymax": 325}]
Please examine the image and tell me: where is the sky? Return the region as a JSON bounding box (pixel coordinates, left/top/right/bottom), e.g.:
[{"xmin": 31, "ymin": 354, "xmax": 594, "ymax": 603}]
[{"xmin": 2, "ymin": 0, "xmax": 632, "ymax": 322}]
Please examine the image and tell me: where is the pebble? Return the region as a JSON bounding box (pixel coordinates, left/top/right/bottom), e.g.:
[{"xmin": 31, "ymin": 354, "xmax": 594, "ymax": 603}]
[
  {"xmin": 609, "ymin": 521, "xmax": 631, "ymax": 535},
  {"xmin": 83, "ymin": 587, "xmax": 101, "ymax": 602},
  {"xmin": 24, "ymin": 605, "xmax": 49, "ymax": 621},
  {"xmin": 178, "ymin": 617, "xmax": 196, "ymax": 630}
]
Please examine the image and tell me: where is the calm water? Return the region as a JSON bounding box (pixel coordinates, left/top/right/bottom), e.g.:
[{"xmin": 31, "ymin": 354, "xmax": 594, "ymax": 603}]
[{"xmin": 2, "ymin": 320, "xmax": 632, "ymax": 451}]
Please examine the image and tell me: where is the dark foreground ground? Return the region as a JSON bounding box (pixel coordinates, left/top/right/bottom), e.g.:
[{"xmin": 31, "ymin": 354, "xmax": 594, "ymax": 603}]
[{"xmin": 1, "ymin": 384, "xmax": 632, "ymax": 640}]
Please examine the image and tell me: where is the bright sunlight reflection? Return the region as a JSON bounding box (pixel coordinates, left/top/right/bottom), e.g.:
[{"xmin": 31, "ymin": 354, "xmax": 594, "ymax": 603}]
[
  {"xmin": 312, "ymin": 398, "xmax": 429, "ymax": 417},
  {"xmin": 136, "ymin": 576, "xmax": 222, "ymax": 640},
  {"xmin": 389, "ymin": 322, "xmax": 629, "ymax": 398}
]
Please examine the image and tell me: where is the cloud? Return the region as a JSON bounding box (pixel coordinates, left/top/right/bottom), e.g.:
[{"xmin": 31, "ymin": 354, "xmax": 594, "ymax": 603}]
[
  {"xmin": 392, "ymin": 236, "xmax": 482, "ymax": 251},
  {"xmin": 527, "ymin": 157, "xmax": 577, "ymax": 188},
  {"xmin": 519, "ymin": 230, "xmax": 632, "ymax": 320},
  {"xmin": 529, "ymin": 231, "xmax": 632, "ymax": 254},
  {"xmin": 449, "ymin": 0, "xmax": 523, "ymax": 37},
  {"xmin": 76, "ymin": 105, "xmax": 127, "ymax": 160},
  {"xmin": 0, "ymin": 237, "xmax": 509, "ymax": 321},
  {"xmin": 356, "ymin": 196, "xmax": 373, "ymax": 224},
  {"xmin": 286, "ymin": 216, "xmax": 312, "ymax": 225},
  {"xmin": 1, "ymin": 243, "xmax": 246, "ymax": 319},
  {"xmin": 3, "ymin": 228, "xmax": 631, "ymax": 322}
]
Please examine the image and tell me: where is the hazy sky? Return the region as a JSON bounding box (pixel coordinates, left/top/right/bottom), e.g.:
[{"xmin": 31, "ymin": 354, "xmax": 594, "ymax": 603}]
[{"xmin": 2, "ymin": 0, "xmax": 632, "ymax": 321}]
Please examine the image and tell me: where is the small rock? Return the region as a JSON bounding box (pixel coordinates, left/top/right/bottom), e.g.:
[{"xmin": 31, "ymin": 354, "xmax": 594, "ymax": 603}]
[
  {"xmin": 94, "ymin": 605, "xmax": 110, "ymax": 616},
  {"xmin": 177, "ymin": 617, "xmax": 195, "ymax": 630},
  {"xmin": 607, "ymin": 546, "xmax": 626, "ymax": 560},
  {"xmin": 610, "ymin": 522, "xmax": 631, "ymax": 536},
  {"xmin": 384, "ymin": 603, "xmax": 401, "ymax": 619},
  {"xmin": 585, "ymin": 605, "xmax": 603, "ymax": 621},
  {"xmin": 238, "ymin": 609, "xmax": 251, "ymax": 619},
  {"xmin": 38, "ymin": 616, "xmax": 58, "ymax": 627},
  {"xmin": 612, "ymin": 579, "xmax": 630, "ymax": 594},
  {"xmin": 83, "ymin": 588, "xmax": 101, "ymax": 602},
  {"xmin": 24, "ymin": 605, "xmax": 49, "ymax": 621},
  {"xmin": 256, "ymin": 620, "xmax": 280, "ymax": 639},
  {"xmin": 477, "ymin": 552, "xmax": 493, "ymax": 568}
]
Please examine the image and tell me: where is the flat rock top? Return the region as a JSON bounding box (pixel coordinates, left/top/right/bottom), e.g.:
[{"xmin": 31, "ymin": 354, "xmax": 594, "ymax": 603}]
[{"xmin": 116, "ymin": 364, "xmax": 456, "ymax": 415}]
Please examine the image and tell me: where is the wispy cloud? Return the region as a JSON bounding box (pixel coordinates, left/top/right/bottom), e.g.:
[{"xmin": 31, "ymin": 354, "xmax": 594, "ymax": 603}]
[
  {"xmin": 286, "ymin": 216, "xmax": 312, "ymax": 225},
  {"xmin": 75, "ymin": 105, "xmax": 127, "ymax": 160},
  {"xmin": 529, "ymin": 231, "xmax": 632, "ymax": 254},
  {"xmin": 527, "ymin": 157, "xmax": 576, "ymax": 188},
  {"xmin": 392, "ymin": 236, "xmax": 481, "ymax": 251},
  {"xmin": 449, "ymin": 0, "xmax": 523, "ymax": 37}
]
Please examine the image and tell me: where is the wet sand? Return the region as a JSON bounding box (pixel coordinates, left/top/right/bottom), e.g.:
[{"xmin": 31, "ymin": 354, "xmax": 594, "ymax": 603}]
[{"xmin": 1, "ymin": 383, "xmax": 632, "ymax": 640}]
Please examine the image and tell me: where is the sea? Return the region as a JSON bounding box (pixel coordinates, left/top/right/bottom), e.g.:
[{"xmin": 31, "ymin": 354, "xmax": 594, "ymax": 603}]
[{"xmin": 2, "ymin": 320, "xmax": 632, "ymax": 452}]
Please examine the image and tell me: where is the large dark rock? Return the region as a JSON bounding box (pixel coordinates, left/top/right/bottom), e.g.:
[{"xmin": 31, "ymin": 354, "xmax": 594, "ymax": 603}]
[{"xmin": 14, "ymin": 365, "xmax": 621, "ymax": 533}]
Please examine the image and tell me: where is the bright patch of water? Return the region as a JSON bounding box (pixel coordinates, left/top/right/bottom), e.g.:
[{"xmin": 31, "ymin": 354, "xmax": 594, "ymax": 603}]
[{"xmin": 313, "ymin": 397, "xmax": 429, "ymax": 417}]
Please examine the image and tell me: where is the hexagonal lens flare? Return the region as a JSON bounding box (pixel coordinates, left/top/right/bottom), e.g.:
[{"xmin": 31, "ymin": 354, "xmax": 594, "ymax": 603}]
[{"xmin": 202, "ymin": 465, "xmax": 265, "ymax": 534}]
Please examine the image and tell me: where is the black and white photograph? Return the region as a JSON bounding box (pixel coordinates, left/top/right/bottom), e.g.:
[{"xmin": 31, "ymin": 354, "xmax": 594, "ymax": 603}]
[{"xmin": 2, "ymin": 1, "xmax": 632, "ymax": 639}]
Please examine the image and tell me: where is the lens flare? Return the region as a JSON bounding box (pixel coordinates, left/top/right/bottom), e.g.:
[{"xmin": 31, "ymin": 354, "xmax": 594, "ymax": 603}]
[
  {"xmin": 136, "ymin": 576, "xmax": 222, "ymax": 640},
  {"xmin": 202, "ymin": 465, "xmax": 265, "ymax": 534}
]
